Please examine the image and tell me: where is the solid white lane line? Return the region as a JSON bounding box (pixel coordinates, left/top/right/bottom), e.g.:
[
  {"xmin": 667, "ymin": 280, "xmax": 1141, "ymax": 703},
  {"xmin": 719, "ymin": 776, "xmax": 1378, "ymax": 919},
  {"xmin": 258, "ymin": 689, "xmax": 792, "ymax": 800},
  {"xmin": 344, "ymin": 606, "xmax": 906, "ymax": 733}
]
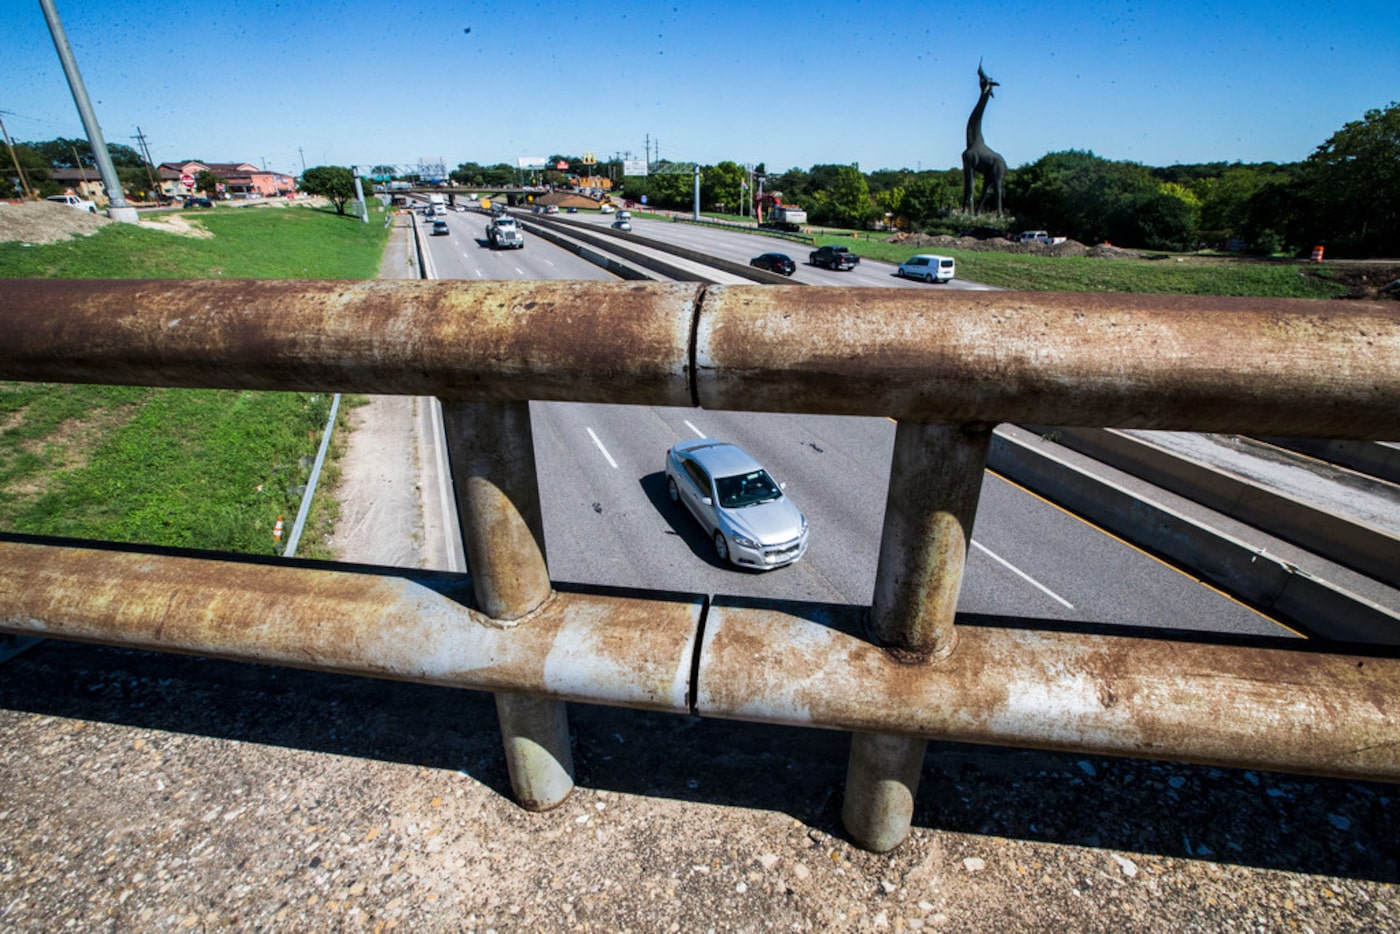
[
  {"xmin": 430, "ymin": 397, "xmax": 466, "ymax": 573},
  {"xmin": 587, "ymin": 427, "xmax": 619, "ymax": 468},
  {"xmin": 684, "ymin": 420, "xmax": 705, "ymax": 438},
  {"xmin": 971, "ymin": 539, "xmax": 1075, "ymax": 609}
]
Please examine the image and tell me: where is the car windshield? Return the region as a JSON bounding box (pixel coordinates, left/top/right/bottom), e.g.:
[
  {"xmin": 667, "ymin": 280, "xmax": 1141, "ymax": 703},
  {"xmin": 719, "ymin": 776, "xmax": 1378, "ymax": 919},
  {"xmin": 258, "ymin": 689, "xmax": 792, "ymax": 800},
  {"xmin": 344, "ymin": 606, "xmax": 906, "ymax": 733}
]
[{"xmin": 715, "ymin": 470, "xmax": 781, "ymax": 508}]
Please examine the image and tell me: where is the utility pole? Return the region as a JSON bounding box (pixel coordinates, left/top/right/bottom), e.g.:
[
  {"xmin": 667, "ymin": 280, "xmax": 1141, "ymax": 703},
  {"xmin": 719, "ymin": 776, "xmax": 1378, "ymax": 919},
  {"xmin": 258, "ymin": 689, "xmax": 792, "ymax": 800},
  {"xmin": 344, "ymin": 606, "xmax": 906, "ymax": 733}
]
[
  {"xmin": 0, "ymin": 113, "xmax": 37, "ymax": 200},
  {"xmin": 38, "ymin": 0, "xmax": 137, "ymax": 222},
  {"xmin": 132, "ymin": 126, "xmax": 158, "ymax": 200}
]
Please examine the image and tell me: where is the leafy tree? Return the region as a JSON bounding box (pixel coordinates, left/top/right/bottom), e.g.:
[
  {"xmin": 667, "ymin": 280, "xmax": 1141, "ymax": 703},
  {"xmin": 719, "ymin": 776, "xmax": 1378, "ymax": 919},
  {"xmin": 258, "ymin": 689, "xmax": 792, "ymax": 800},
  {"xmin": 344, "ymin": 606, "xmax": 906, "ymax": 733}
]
[
  {"xmin": 898, "ymin": 173, "xmax": 959, "ymax": 229},
  {"xmin": 21, "ymin": 137, "xmax": 146, "ymax": 169},
  {"xmin": 299, "ymin": 165, "xmax": 357, "ymax": 215},
  {"xmin": 701, "ymin": 161, "xmax": 746, "ymax": 213},
  {"xmin": 1295, "ymin": 101, "xmax": 1400, "ymax": 256},
  {"xmin": 1191, "ymin": 163, "xmax": 1291, "ymax": 246},
  {"xmin": 6, "ymin": 143, "xmax": 54, "ymax": 197},
  {"xmin": 807, "ymin": 165, "xmax": 874, "ymax": 229},
  {"xmin": 1107, "ymin": 187, "xmax": 1199, "ymax": 251},
  {"xmin": 873, "ymin": 185, "xmax": 904, "ymax": 228},
  {"xmin": 195, "ymin": 169, "xmax": 222, "ymax": 199},
  {"xmin": 454, "ymin": 162, "xmax": 519, "ymax": 187},
  {"xmin": 1008, "ymin": 150, "xmax": 1157, "ymax": 244},
  {"xmin": 768, "ymin": 167, "xmax": 812, "ymax": 201}
]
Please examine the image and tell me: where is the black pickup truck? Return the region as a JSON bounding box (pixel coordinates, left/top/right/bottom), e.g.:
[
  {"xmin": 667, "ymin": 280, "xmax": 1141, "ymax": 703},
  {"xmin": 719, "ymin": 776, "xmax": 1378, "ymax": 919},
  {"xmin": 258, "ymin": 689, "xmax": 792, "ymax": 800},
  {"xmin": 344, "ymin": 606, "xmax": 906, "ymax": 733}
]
[{"xmin": 809, "ymin": 245, "xmax": 860, "ymax": 270}]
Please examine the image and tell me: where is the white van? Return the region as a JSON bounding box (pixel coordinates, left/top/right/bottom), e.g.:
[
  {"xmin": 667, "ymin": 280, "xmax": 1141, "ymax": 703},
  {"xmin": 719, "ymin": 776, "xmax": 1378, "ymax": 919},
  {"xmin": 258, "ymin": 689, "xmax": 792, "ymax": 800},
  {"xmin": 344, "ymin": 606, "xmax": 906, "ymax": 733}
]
[{"xmin": 897, "ymin": 254, "xmax": 956, "ymax": 283}]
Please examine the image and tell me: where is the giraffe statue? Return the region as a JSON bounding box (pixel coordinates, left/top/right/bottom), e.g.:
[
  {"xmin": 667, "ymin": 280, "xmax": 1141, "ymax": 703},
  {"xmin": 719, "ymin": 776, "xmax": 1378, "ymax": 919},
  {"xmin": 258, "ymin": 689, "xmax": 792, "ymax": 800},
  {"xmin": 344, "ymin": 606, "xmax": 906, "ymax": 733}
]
[{"xmin": 962, "ymin": 62, "xmax": 1006, "ymax": 215}]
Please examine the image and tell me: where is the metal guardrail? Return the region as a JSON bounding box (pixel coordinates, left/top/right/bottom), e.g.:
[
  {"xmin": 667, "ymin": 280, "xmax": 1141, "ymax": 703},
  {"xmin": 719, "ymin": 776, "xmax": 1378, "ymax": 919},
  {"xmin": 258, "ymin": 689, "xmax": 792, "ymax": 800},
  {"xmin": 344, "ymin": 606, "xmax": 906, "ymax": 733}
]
[{"xmin": 2, "ymin": 278, "xmax": 1399, "ymax": 852}]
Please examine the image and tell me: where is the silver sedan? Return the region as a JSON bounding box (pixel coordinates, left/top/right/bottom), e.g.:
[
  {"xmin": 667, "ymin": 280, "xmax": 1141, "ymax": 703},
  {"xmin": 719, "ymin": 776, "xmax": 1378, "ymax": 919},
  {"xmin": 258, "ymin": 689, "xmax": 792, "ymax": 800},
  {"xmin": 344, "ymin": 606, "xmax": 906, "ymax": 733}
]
[{"xmin": 664, "ymin": 439, "xmax": 809, "ymax": 569}]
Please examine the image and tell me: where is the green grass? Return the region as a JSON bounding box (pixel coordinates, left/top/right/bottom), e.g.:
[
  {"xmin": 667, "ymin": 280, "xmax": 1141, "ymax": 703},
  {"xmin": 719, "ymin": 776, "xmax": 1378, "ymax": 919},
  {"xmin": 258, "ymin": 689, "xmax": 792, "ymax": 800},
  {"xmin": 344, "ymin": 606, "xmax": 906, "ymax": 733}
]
[
  {"xmin": 0, "ymin": 203, "xmax": 389, "ymax": 279},
  {"xmin": 808, "ymin": 233, "xmax": 1351, "ymax": 299},
  {"xmin": 0, "ymin": 203, "xmax": 389, "ymax": 556}
]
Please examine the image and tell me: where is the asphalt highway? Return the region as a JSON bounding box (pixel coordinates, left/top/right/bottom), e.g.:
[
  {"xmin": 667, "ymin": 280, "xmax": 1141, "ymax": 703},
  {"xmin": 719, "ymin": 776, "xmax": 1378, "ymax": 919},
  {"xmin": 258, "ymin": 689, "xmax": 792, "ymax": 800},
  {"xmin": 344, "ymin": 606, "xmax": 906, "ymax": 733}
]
[{"xmin": 420, "ymin": 208, "xmax": 1286, "ymax": 638}]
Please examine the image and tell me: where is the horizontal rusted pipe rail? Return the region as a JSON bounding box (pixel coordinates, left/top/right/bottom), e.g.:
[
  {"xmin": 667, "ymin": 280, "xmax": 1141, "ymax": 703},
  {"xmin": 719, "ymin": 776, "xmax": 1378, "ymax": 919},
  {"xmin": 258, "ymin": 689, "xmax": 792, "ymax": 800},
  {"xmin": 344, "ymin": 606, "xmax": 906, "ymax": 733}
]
[
  {"xmin": 696, "ymin": 602, "xmax": 1400, "ymax": 782},
  {"xmin": 3, "ymin": 280, "xmax": 1399, "ymax": 437},
  {"xmin": 0, "ymin": 540, "xmax": 700, "ymax": 712},
  {"xmin": 2, "ymin": 538, "xmax": 1399, "ymax": 784}
]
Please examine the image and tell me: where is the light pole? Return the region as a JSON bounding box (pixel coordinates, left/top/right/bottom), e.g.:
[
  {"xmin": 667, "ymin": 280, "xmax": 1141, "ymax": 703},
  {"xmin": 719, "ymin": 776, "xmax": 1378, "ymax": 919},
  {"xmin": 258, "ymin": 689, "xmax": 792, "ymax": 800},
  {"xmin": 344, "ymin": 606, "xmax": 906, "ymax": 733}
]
[{"xmin": 38, "ymin": 0, "xmax": 137, "ymax": 223}]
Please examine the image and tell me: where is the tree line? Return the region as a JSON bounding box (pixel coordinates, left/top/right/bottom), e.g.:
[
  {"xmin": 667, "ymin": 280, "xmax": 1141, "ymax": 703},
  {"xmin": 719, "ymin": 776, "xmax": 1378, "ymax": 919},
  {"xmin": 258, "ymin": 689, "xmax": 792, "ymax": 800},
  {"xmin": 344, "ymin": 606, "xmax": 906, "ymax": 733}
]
[
  {"xmin": 450, "ymin": 101, "xmax": 1397, "ymax": 257},
  {"xmin": 4, "ymin": 137, "xmax": 165, "ymax": 202}
]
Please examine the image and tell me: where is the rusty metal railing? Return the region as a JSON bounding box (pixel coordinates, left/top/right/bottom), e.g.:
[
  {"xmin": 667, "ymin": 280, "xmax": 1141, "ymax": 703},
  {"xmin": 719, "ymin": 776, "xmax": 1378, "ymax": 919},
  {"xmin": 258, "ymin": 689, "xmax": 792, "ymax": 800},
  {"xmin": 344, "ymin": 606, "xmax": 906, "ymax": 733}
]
[{"xmin": 3, "ymin": 278, "xmax": 1400, "ymax": 852}]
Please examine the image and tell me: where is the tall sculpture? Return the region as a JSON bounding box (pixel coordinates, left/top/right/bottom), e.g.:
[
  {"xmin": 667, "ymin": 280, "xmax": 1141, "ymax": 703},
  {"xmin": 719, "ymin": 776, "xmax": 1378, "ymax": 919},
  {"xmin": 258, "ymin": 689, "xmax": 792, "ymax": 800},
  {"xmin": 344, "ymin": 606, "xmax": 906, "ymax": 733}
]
[{"xmin": 962, "ymin": 62, "xmax": 1006, "ymax": 215}]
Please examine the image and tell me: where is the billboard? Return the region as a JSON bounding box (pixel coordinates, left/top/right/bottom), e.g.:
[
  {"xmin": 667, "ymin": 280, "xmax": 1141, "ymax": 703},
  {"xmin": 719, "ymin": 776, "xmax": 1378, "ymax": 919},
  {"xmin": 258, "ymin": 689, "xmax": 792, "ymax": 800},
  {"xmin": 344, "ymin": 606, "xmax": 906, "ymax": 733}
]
[
  {"xmin": 622, "ymin": 159, "xmax": 649, "ymax": 177},
  {"xmin": 517, "ymin": 157, "xmax": 547, "ymax": 170}
]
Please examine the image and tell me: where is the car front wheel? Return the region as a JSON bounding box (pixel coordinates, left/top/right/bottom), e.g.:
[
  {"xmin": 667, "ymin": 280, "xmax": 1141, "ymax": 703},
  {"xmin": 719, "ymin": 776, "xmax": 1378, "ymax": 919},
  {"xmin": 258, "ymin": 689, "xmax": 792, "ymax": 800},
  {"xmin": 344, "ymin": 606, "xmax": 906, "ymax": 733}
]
[
  {"xmin": 714, "ymin": 531, "xmax": 730, "ymax": 564},
  {"xmin": 667, "ymin": 476, "xmax": 680, "ymax": 503}
]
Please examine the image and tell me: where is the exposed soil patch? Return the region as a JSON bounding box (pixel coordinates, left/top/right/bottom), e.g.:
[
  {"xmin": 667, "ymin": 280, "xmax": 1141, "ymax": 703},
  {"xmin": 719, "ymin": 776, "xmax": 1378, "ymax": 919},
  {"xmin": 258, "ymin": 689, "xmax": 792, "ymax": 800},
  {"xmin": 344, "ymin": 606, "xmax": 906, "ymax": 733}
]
[
  {"xmin": 1323, "ymin": 263, "xmax": 1400, "ymax": 300},
  {"xmin": 0, "ymin": 199, "xmax": 111, "ymax": 244}
]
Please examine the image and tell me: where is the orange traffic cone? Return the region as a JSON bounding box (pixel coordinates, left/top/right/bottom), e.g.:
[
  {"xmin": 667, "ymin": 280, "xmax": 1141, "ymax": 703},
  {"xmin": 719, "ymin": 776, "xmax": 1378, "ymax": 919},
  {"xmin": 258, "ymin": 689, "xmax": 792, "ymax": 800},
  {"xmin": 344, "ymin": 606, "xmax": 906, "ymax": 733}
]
[{"xmin": 273, "ymin": 516, "xmax": 284, "ymax": 542}]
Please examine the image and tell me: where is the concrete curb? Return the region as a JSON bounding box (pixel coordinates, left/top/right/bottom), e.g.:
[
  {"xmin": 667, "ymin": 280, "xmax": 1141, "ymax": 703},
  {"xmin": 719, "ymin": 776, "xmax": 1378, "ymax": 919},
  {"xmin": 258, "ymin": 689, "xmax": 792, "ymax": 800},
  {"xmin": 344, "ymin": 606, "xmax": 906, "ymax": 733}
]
[
  {"xmin": 1031, "ymin": 427, "xmax": 1400, "ymax": 590},
  {"xmin": 989, "ymin": 428, "xmax": 1400, "ymax": 643},
  {"xmin": 1255, "ymin": 436, "xmax": 1400, "ymax": 486}
]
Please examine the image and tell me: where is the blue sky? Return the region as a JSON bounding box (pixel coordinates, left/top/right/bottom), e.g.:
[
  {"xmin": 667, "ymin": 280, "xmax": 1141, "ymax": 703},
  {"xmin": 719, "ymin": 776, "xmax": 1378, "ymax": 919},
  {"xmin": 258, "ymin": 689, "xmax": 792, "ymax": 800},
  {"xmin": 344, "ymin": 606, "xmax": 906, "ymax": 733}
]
[{"xmin": 5, "ymin": 0, "xmax": 1397, "ymax": 177}]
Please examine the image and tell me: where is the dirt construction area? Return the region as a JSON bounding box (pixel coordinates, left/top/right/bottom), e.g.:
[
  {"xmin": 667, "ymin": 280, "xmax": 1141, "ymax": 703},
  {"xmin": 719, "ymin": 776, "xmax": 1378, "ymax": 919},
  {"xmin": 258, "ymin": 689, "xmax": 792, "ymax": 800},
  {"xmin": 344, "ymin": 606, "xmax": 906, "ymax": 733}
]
[{"xmin": 0, "ymin": 211, "xmax": 1398, "ymax": 931}]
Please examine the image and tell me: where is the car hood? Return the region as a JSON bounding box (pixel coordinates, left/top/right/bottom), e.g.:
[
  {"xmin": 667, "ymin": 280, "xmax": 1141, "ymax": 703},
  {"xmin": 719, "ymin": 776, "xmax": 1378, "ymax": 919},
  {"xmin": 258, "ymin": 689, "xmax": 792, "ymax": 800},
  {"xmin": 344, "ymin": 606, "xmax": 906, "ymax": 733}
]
[{"xmin": 719, "ymin": 497, "xmax": 804, "ymax": 544}]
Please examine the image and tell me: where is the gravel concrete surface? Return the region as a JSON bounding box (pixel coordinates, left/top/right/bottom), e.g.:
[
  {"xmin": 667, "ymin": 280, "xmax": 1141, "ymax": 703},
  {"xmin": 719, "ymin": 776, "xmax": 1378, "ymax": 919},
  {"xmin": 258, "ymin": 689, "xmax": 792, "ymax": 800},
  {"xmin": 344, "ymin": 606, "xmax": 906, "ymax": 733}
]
[{"xmin": 1, "ymin": 215, "xmax": 1397, "ymax": 932}]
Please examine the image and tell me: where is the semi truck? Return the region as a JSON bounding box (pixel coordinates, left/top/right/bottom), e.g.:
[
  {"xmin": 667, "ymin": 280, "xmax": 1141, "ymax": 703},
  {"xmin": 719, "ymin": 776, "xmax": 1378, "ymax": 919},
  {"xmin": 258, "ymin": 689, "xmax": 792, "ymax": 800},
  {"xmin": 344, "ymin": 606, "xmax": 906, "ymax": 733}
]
[{"xmin": 486, "ymin": 215, "xmax": 524, "ymax": 249}]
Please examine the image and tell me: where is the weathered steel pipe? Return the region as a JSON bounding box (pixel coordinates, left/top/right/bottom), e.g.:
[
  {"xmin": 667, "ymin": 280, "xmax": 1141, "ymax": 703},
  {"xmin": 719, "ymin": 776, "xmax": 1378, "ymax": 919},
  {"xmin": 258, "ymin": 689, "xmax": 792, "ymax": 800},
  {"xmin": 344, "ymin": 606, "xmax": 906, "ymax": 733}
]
[
  {"xmin": 0, "ymin": 539, "xmax": 702, "ymax": 711},
  {"xmin": 0, "ymin": 279, "xmax": 697, "ymax": 405},
  {"xmin": 697, "ymin": 602, "xmax": 1400, "ymax": 781},
  {"xmin": 870, "ymin": 421, "xmax": 992, "ymax": 658},
  {"xmin": 843, "ymin": 731, "xmax": 928, "ymax": 854},
  {"xmin": 844, "ymin": 421, "xmax": 991, "ymax": 851},
  {"xmin": 440, "ymin": 399, "xmax": 550, "ymax": 621},
  {"xmin": 439, "ymin": 398, "xmax": 571, "ymax": 809},
  {"xmin": 695, "ymin": 285, "xmax": 1400, "ymax": 438},
  {"xmin": 4, "ymin": 538, "xmax": 1400, "ymax": 788},
  {"xmin": 2, "ymin": 281, "xmax": 1400, "ymax": 436}
]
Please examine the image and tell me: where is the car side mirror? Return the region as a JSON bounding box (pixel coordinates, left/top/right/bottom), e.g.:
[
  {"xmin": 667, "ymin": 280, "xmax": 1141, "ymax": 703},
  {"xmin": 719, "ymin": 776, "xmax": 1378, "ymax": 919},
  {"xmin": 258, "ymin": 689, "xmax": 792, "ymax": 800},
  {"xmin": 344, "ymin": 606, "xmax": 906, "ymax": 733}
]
[
  {"xmin": 780, "ymin": 482, "xmax": 787, "ymax": 490},
  {"xmin": 700, "ymin": 496, "xmax": 712, "ymax": 507}
]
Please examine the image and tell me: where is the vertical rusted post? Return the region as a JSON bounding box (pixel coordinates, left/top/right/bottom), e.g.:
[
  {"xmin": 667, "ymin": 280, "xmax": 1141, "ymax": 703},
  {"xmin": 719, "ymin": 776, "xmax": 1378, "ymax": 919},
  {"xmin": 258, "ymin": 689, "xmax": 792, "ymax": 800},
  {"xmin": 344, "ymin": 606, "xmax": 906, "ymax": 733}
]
[
  {"xmin": 843, "ymin": 421, "xmax": 992, "ymax": 851},
  {"xmin": 439, "ymin": 399, "xmax": 574, "ymax": 810}
]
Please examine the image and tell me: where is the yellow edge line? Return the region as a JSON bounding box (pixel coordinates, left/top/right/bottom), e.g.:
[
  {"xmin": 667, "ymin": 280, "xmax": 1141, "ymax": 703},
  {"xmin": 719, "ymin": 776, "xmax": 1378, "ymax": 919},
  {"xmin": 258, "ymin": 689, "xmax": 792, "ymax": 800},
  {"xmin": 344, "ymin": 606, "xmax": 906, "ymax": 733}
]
[{"xmin": 985, "ymin": 467, "xmax": 1308, "ymax": 639}]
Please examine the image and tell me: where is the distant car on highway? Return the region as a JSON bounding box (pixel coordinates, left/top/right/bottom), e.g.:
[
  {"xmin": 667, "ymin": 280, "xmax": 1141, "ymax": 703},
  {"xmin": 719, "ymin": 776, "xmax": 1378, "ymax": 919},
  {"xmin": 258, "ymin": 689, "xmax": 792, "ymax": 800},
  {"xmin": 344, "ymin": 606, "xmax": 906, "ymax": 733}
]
[
  {"xmin": 897, "ymin": 254, "xmax": 956, "ymax": 283},
  {"xmin": 664, "ymin": 439, "xmax": 809, "ymax": 570},
  {"xmin": 809, "ymin": 245, "xmax": 859, "ymax": 270},
  {"xmin": 749, "ymin": 252, "xmax": 796, "ymax": 276},
  {"xmin": 183, "ymin": 197, "xmax": 213, "ymax": 209},
  {"xmin": 431, "ymin": 219, "xmax": 449, "ymax": 236},
  {"xmin": 611, "ymin": 219, "xmax": 632, "ymax": 231}
]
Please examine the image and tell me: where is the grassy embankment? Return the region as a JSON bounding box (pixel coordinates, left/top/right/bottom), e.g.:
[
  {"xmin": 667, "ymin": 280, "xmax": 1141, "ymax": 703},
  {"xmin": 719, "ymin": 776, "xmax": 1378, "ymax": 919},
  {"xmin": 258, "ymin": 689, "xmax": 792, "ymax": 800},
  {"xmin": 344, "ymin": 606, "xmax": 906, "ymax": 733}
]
[
  {"xmin": 684, "ymin": 211, "xmax": 1349, "ymax": 299},
  {"xmin": 0, "ymin": 203, "xmax": 390, "ymax": 557},
  {"xmin": 811, "ymin": 233, "xmax": 1352, "ymax": 299}
]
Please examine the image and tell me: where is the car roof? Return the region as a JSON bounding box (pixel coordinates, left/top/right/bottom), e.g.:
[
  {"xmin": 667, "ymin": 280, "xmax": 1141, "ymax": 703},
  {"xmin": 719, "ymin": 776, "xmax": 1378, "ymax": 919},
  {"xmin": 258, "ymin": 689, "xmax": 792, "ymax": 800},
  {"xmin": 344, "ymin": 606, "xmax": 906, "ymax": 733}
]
[
  {"xmin": 906, "ymin": 254, "xmax": 952, "ymax": 261},
  {"xmin": 672, "ymin": 439, "xmax": 763, "ymax": 477}
]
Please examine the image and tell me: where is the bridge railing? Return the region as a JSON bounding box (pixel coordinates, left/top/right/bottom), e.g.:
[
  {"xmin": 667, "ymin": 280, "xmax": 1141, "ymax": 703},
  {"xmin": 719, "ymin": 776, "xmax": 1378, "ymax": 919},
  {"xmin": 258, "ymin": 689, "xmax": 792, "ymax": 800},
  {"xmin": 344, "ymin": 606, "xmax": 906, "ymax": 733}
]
[{"xmin": 2, "ymin": 277, "xmax": 1399, "ymax": 851}]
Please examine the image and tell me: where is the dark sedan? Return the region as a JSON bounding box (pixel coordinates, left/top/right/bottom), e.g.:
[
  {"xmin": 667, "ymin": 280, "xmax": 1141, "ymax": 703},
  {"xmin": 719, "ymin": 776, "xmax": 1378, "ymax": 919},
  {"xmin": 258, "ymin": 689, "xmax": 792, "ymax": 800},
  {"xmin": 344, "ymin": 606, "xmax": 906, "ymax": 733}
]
[
  {"xmin": 182, "ymin": 197, "xmax": 213, "ymax": 208},
  {"xmin": 749, "ymin": 252, "xmax": 796, "ymax": 276}
]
